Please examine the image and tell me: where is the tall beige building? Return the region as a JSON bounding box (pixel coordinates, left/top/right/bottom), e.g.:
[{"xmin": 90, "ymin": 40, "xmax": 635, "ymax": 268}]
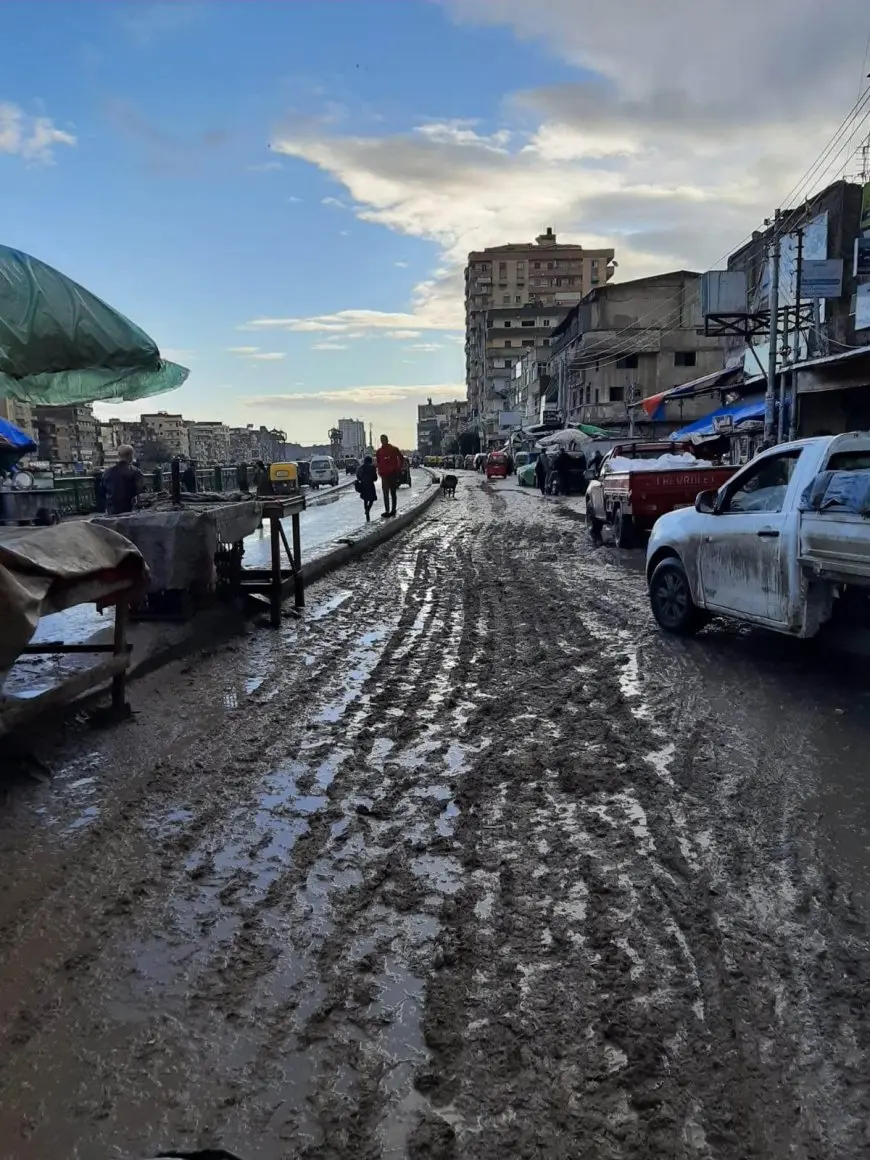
[
  {"xmin": 0, "ymin": 398, "xmax": 37, "ymax": 445},
  {"xmin": 465, "ymin": 228, "xmax": 615, "ymax": 444},
  {"xmin": 141, "ymin": 412, "xmax": 190, "ymax": 458}
]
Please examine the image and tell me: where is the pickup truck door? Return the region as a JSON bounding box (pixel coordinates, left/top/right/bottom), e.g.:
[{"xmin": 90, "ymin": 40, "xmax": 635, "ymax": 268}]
[{"xmin": 696, "ymin": 449, "xmax": 803, "ymax": 622}]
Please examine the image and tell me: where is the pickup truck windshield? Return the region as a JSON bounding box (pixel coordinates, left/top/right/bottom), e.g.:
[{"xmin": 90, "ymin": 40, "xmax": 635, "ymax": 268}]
[{"xmin": 723, "ymin": 449, "xmax": 801, "ymax": 514}]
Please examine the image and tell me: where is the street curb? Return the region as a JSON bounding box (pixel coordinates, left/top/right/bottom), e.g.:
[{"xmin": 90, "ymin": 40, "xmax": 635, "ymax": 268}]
[{"xmin": 304, "ymin": 482, "xmax": 440, "ymax": 586}]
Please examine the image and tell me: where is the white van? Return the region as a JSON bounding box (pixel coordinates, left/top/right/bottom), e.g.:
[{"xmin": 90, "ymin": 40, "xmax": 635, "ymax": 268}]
[{"xmin": 309, "ymin": 455, "xmax": 339, "ymax": 489}]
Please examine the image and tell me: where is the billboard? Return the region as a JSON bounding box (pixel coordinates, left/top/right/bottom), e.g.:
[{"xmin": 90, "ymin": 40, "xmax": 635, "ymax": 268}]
[
  {"xmin": 498, "ymin": 410, "xmax": 522, "ymax": 429},
  {"xmin": 800, "ymin": 259, "xmax": 843, "ymax": 298},
  {"xmin": 855, "ymin": 236, "xmax": 870, "ymax": 278},
  {"xmin": 856, "ymin": 284, "xmax": 870, "ymax": 331},
  {"xmin": 861, "ymin": 182, "xmax": 870, "ymax": 235},
  {"xmin": 701, "ymin": 271, "xmax": 747, "ymax": 315}
]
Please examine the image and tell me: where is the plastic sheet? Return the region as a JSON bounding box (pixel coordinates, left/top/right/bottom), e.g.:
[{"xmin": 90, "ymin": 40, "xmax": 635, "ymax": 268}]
[
  {"xmin": 799, "ymin": 470, "xmax": 870, "ymax": 516},
  {"xmin": 605, "ymin": 453, "xmax": 714, "ymax": 473},
  {"xmin": 0, "ymin": 245, "xmax": 188, "ymax": 405}
]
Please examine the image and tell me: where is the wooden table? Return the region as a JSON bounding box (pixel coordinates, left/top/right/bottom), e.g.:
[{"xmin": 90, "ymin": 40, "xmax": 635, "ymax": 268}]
[{"xmin": 237, "ymin": 494, "xmax": 306, "ymax": 627}]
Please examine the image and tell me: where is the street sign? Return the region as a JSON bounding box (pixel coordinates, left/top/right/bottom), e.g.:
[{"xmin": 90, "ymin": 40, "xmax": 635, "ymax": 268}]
[
  {"xmin": 854, "ymin": 237, "xmax": 870, "ymax": 278},
  {"xmin": 800, "ymin": 259, "xmax": 843, "ymax": 298}
]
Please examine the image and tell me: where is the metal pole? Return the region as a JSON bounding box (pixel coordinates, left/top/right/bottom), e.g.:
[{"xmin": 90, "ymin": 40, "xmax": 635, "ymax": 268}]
[
  {"xmin": 788, "ymin": 228, "xmax": 804, "ymax": 440},
  {"xmin": 764, "ymin": 213, "xmax": 781, "ymax": 444}
]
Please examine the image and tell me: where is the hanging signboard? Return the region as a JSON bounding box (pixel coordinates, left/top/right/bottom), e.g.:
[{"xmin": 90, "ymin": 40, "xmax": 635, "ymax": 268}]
[
  {"xmin": 856, "ymin": 284, "xmax": 870, "ymax": 331},
  {"xmin": 861, "ymin": 182, "xmax": 870, "ymax": 234},
  {"xmin": 855, "ymin": 236, "xmax": 870, "ymax": 278},
  {"xmin": 800, "ymin": 259, "xmax": 843, "ymax": 298}
]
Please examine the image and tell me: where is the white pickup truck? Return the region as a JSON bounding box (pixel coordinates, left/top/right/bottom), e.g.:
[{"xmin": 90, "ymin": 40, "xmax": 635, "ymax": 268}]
[{"xmin": 646, "ymin": 432, "xmax": 870, "ymax": 637}]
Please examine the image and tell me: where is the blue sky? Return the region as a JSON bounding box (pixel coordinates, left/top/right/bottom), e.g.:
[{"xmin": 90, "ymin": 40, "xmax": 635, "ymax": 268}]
[{"xmin": 1, "ymin": 0, "xmax": 865, "ymax": 445}]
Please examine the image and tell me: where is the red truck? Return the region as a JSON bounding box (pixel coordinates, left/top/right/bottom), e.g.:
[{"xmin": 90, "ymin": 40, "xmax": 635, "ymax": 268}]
[{"xmin": 585, "ymin": 441, "xmax": 736, "ymax": 548}]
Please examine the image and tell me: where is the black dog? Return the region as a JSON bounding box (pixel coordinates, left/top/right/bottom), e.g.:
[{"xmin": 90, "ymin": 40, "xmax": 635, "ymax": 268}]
[{"xmin": 441, "ymin": 473, "xmax": 458, "ymax": 498}]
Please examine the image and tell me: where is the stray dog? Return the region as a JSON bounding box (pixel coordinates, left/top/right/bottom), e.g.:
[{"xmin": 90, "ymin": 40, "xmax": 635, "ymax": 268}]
[{"xmin": 441, "ymin": 473, "xmax": 458, "ymax": 498}]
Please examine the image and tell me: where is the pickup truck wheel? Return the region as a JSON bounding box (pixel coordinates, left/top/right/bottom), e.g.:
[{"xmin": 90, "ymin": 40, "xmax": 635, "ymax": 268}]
[
  {"xmin": 649, "ymin": 558, "xmax": 703, "ymax": 635},
  {"xmin": 586, "ymin": 496, "xmax": 603, "ymax": 541},
  {"xmin": 613, "ymin": 504, "xmax": 635, "ymax": 549}
]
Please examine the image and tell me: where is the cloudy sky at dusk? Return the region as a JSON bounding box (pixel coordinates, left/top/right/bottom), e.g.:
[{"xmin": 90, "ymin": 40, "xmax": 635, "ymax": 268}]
[{"xmin": 2, "ymin": 0, "xmax": 867, "ymax": 446}]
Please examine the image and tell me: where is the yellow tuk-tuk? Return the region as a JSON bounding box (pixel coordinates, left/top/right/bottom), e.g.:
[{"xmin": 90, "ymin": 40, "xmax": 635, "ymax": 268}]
[{"xmin": 268, "ymin": 461, "xmax": 300, "ymax": 495}]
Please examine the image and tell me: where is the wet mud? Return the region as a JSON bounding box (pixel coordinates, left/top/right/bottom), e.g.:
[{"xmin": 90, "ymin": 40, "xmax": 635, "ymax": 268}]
[{"xmin": 1, "ymin": 479, "xmax": 869, "ymax": 1158}]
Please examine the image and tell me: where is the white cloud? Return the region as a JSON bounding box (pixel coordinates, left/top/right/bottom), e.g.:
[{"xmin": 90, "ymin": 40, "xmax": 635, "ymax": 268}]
[
  {"xmin": 287, "ymin": 195, "xmax": 304, "ymax": 203},
  {"xmin": 116, "ymin": 2, "xmax": 200, "ymax": 45},
  {"xmin": 322, "ymin": 195, "xmax": 347, "ymax": 208},
  {"xmin": 406, "ymin": 342, "xmax": 442, "ymax": 352},
  {"xmin": 242, "ymin": 308, "xmax": 453, "ymax": 334},
  {"xmin": 227, "ymin": 346, "xmax": 285, "ymax": 361},
  {"xmin": 385, "ymin": 329, "xmax": 421, "ymax": 340},
  {"xmin": 162, "ymin": 348, "xmax": 196, "ymax": 362},
  {"xmin": 312, "ymin": 341, "xmax": 349, "ymax": 351},
  {"xmin": 249, "ymin": 160, "xmax": 282, "ymax": 173},
  {"xmin": 394, "ymin": 260, "xmax": 409, "ymax": 268},
  {"xmin": 246, "ymin": 383, "xmax": 465, "ymax": 408},
  {"xmin": 270, "ymin": 2, "xmax": 869, "ymax": 338},
  {"xmin": 0, "ymin": 103, "xmax": 76, "ymax": 164}
]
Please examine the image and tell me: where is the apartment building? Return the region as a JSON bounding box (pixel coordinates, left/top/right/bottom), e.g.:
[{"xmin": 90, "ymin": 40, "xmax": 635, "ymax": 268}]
[
  {"xmin": 187, "ymin": 420, "xmax": 230, "ymax": 463},
  {"xmin": 141, "ymin": 411, "xmax": 190, "ymax": 458},
  {"xmin": 0, "ymin": 398, "xmax": 37, "ymax": 445},
  {"xmin": 547, "ymin": 271, "xmax": 729, "ymax": 436},
  {"xmin": 465, "ymin": 228, "xmax": 615, "ymax": 445},
  {"xmin": 416, "ymin": 398, "xmax": 469, "ymax": 455},
  {"xmin": 338, "ymin": 418, "xmax": 366, "ymax": 458},
  {"xmin": 35, "ymin": 405, "xmax": 98, "ymax": 466}
]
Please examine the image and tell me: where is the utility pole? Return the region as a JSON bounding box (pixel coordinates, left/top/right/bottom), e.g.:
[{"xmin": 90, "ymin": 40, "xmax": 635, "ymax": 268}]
[
  {"xmin": 788, "ymin": 227, "xmax": 804, "ymax": 440},
  {"xmin": 764, "ymin": 210, "xmax": 781, "ymax": 444}
]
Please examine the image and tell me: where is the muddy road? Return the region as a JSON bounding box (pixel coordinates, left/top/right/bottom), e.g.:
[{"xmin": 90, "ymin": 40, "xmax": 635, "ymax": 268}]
[{"xmin": 1, "ymin": 477, "xmax": 870, "ymax": 1159}]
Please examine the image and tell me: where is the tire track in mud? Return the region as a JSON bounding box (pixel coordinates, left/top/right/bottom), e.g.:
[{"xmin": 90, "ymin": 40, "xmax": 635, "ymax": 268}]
[{"xmin": 1, "ymin": 479, "xmax": 870, "ymax": 1159}]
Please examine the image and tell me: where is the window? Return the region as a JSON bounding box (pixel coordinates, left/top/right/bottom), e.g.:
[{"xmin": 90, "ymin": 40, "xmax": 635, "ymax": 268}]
[
  {"xmin": 521, "ymin": 319, "xmax": 535, "ymax": 327},
  {"xmin": 522, "ymin": 339, "xmax": 534, "ymax": 347},
  {"xmin": 721, "ymin": 451, "xmax": 801, "ymax": 515},
  {"xmin": 504, "ymin": 358, "xmax": 512, "ymax": 367},
  {"xmin": 594, "ymin": 388, "xmax": 600, "ymax": 403},
  {"xmin": 533, "ymin": 261, "xmax": 541, "ymax": 269},
  {"xmin": 609, "ymin": 386, "xmax": 624, "ymax": 402},
  {"xmin": 541, "ymin": 338, "xmax": 550, "ymax": 346},
  {"xmin": 517, "ymin": 262, "xmax": 525, "ymax": 271},
  {"xmin": 499, "ymin": 262, "xmax": 507, "ymax": 276},
  {"xmin": 503, "ymin": 295, "xmax": 510, "ymax": 304},
  {"xmin": 503, "ymin": 320, "xmax": 512, "ymax": 327},
  {"xmin": 616, "ymin": 354, "xmax": 639, "ymax": 369},
  {"xmin": 504, "ymin": 340, "xmax": 512, "ymax": 348},
  {"xmin": 515, "ymin": 295, "xmax": 522, "ymax": 303},
  {"xmin": 542, "ymin": 319, "xmax": 550, "ymax": 327},
  {"xmin": 674, "ymin": 351, "xmax": 697, "ymax": 367}
]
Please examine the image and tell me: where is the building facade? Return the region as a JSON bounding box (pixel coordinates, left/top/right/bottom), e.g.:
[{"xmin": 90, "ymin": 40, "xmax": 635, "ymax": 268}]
[
  {"xmin": 338, "ymin": 419, "xmax": 366, "ymax": 458},
  {"xmin": 187, "ymin": 421, "xmax": 230, "ymax": 464},
  {"xmin": 548, "ymin": 271, "xmax": 729, "ymax": 436},
  {"xmin": 35, "ymin": 405, "xmax": 98, "ymax": 466},
  {"xmin": 141, "ymin": 412, "xmax": 190, "ymax": 458},
  {"xmin": 416, "ymin": 399, "xmax": 469, "ymax": 455},
  {"xmin": 465, "ymin": 228, "xmax": 616, "ymax": 446}
]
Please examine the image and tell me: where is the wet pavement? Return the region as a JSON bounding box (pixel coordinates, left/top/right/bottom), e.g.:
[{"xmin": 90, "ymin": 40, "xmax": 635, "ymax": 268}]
[{"xmin": 1, "ymin": 473, "xmax": 870, "ymax": 1159}]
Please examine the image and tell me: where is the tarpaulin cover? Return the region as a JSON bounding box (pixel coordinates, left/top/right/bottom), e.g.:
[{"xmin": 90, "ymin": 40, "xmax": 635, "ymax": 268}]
[
  {"xmin": 669, "ymin": 397, "xmax": 767, "ymax": 441},
  {"xmin": 94, "ymin": 502, "xmax": 262, "ymax": 593},
  {"xmin": 0, "ymin": 523, "xmax": 148, "ymax": 674},
  {"xmin": 0, "ymin": 245, "xmax": 189, "ymax": 405},
  {"xmin": 0, "ymin": 416, "xmax": 36, "ymax": 453},
  {"xmin": 799, "ymin": 470, "xmax": 870, "ymax": 516}
]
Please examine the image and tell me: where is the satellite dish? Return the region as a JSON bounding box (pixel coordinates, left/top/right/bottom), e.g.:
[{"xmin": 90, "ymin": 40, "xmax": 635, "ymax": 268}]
[{"xmin": 12, "ymin": 470, "xmax": 34, "ymax": 491}]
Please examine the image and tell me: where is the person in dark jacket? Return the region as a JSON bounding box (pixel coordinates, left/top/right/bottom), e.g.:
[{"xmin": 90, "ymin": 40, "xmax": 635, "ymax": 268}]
[
  {"xmin": 102, "ymin": 445, "xmax": 144, "ymax": 514},
  {"xmin": 534, "ymin": 452, "xmax": 548, "ymax": 495},
  {"xmin": 182, "ymin": 461, "xmax": 197, "ymax": 493},
  {"xmin": 355, "ymin": 454, "xmax": 378, "ymax": 522}
]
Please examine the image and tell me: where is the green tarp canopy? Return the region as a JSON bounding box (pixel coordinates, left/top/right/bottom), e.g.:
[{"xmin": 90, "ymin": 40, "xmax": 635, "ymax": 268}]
[{"xmin": 0, "ymin": 245, "xmax": 188, "ymax": 406}]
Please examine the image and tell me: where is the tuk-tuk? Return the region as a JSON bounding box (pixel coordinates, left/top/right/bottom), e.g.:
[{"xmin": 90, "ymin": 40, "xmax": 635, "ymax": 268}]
[
  {"xmin": 485, "ymin": 452, "xmax": 509, "ymax": 480},
  {"xmin": 268, "ymin": 461, "xmax": 300, "ymax": 495}
]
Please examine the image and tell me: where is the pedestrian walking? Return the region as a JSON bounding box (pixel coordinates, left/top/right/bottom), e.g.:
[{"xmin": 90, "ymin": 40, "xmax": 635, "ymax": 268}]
[
  {"xmin": 355, "ymin": 454, "xmax": 378, "ymax": 522},
  {"xmin": 102, "ymin": 444, "xmax": 145, "ymax": 515},
  {"xmin": 534, "ymin": 452, "xmax": 548, "ymax": 496},
  {"xmin": 375, "ymin": 433, "xmax": 403, "ymax": 518}
]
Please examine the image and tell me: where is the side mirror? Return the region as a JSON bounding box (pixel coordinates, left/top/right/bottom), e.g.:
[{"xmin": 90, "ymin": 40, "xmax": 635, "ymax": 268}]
[{"xmin": 695, "ymin": 489, "xmax": 718, "ymax": 515}]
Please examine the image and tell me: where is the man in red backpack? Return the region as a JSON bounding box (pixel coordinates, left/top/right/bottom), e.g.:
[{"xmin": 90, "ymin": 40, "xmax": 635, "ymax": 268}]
[{"xmin": 375, "ymin": 433, "xmax": 403, "ymax": 518}]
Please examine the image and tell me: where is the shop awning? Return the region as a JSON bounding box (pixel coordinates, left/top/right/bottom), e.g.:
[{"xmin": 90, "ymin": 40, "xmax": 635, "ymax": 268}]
[
  {"xmin": 641, "ymin": 365, "xmax": 743, "ymax": 419},
  {"xmin": 669, "ymin": 396, "xmax": 766, "ymax": 441}
]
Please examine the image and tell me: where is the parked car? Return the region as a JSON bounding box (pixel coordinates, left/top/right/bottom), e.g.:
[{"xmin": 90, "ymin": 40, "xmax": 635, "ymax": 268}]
[
  {"xmin": 586, "ymin": 442, "xmax": 735, "ymax": 548},
  {"xmin": 646, "ymin": 432, "xmax": 870, "ymax": 637},
  {"xmin": 309, "ymin": 455, "xmax": 339, "ymax": 488}
]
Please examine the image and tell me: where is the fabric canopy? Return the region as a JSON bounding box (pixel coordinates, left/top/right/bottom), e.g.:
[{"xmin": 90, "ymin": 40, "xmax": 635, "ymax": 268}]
[
  {"xmin": 642, "ymin": 366, "xmax": 744, "ymax": 420},
  {"xmin": 0, "ymin": 416, "xmax": 37, "ymax": 454},
  {"xmin": 0, "ymin": 245, "xmax": 189, "ymax": 406},
  {"xmin": 669, "ymin": 396, "xmax": 766, "ymax": 441}
]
